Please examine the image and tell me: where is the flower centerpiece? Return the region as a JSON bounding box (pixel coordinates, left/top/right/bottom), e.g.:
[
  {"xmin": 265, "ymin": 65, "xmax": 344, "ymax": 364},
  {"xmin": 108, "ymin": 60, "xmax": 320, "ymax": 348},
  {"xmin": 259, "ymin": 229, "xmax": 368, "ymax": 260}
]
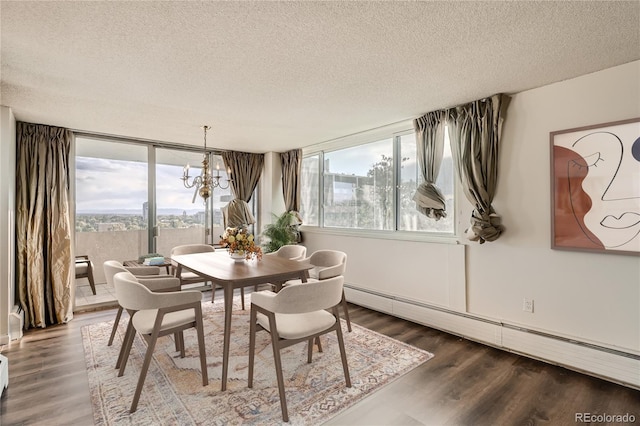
[{"xmin": 219, "ymin": 227, "xmax": 263, "ymax": 261}]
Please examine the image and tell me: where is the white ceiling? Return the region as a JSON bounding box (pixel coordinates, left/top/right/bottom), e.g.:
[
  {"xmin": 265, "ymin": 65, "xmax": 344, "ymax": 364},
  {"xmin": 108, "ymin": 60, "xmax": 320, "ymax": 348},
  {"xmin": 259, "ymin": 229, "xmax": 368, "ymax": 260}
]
[{"xmin": 1, "ymin": 1, "xmax": 639, "ymax": 153}]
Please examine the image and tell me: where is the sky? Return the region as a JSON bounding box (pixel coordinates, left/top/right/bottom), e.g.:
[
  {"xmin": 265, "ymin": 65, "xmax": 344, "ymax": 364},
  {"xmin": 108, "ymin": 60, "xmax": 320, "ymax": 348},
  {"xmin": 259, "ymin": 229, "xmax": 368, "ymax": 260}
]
[
  {"xmin": 75, "ymin": 157, "xmax": 230, "ymax": 214},
  {"xmin": 75, "ymin": 133, "xmax": 450, "ymax": 214}
]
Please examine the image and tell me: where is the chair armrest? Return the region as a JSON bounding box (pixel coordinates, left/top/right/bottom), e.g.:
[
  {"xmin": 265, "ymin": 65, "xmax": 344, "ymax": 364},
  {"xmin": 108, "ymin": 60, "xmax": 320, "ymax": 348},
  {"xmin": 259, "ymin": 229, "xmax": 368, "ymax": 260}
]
[
  {"xmin": 316, "ymin": 264, "xmax": 344, "ymax": 280},
  {"xmin": 251, "ymin": 290, "xmax": 278, "ymax": 312},
  {"xmin": 126, "ymin": 266, "xmax": 161, "ymax": 275},
  {"xmin": 146, "ymin": 289, "xmax": 202, "ymax": 309},
  {"xmin": 137, "ymin": 276, "xmax": 181, "ymax": 292}
]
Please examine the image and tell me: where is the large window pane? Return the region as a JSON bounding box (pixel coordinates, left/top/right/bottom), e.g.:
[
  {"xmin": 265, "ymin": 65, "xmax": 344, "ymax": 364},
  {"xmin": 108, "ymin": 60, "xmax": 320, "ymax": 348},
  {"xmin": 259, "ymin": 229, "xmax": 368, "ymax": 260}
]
[
  {"xmin": 398, "ymin": 132, "xmax": 454, "ymax": 233},
  {"xmin": 75, "ymin": 138, "xmax": 149, "ymax": 303},
  {"xmin": 300, "ymin": 155, "xmax": 320, "ymax": 226},
  {"xmin": 155, "ymin": 149, "xmax": 209, "ymax": 255},
  {"xmin": 155, "ymin": 150, "xmax": 233, "ymax": 252},
  {"xmin": 324, "ymin": 139, "xmax": 394, "ymax": 230}
]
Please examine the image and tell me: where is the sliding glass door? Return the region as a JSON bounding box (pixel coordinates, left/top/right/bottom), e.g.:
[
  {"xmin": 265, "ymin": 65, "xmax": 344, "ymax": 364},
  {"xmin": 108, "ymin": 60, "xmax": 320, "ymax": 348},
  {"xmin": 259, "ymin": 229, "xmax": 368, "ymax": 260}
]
[{"xmin": 75, "ymin": 138, "xmax": 149, "ymax": 304}]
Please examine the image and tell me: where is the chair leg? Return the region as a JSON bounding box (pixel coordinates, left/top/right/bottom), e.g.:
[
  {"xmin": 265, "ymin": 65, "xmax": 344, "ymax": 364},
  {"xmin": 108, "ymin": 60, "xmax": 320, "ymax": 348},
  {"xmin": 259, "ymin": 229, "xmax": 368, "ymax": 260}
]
[
  {"xmin": 269, "ymin": 322, "xmax": 289, "ymax": 422},
  {"xmin": 117, "ymin": 320, "xmax": 136, "ymax": 376},
  {"xmin": 341, "ymin": 290, "xmax": 352, "ymax": 332},
  {"xmin": 248, "ymin": 308, "xmax": 257, "ymax": 388},
  {"xmin": 108, "ymin": 307, "xmax": 124, "ymax": 346},
  {"xmin": 334, "ymin": 308, "xmax": 352, "ymax": 388},
  {"xmin": 316, "ymin": 336, "xmax": 323, "ymax": 353},
  {"xmin": 307, "ymin": 338, "xmax": 314, "ymax": 363},
  {"xmin": 116, "ymin": 316, "xmax": 134, "ymax": 369},
  {"xmin": 130, "ymin": 331, "xmax": 160, "ymax": 413},
  {"xmin": 87, "ymin": 263, "xmax": 97, "ymax": 295},
  {"xmin": 195, "ymin": 306, "xmax": 209, "ymax": 386},
  {"xmin": 175, "ymin": 332, "xmax": 185, "ymax": 357}
]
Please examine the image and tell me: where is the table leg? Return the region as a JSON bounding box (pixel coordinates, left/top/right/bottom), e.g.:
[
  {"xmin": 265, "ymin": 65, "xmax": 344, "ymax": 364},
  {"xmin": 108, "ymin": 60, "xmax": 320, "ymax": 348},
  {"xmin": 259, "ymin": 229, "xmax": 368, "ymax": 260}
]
[{"xmin": 221, "ymin": 284, "xmax": 234, "ymax": 391}]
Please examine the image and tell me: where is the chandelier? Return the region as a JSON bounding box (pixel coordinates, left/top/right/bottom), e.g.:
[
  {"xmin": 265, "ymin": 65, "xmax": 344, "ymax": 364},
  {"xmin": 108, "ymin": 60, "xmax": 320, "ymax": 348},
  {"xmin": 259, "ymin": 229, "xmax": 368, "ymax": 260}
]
[{"xmin": 181, "ymin": 125, "xmax": 231, "ymax": 202}]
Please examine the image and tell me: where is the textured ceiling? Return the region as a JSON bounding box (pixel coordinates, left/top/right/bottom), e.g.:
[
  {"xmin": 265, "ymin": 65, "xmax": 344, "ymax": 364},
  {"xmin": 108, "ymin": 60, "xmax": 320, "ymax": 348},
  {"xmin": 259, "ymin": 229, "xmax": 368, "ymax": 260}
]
[{"xmin": 1, "ymin": 1, "xmax": 639, "ymax": 153}]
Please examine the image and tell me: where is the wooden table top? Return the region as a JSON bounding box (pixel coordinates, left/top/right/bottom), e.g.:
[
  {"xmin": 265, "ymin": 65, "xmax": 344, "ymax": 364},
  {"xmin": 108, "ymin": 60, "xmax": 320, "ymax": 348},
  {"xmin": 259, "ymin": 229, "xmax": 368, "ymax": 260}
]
[{"xmin": 171, "ymin": 251, "xmax": 312, "ymax": 287}]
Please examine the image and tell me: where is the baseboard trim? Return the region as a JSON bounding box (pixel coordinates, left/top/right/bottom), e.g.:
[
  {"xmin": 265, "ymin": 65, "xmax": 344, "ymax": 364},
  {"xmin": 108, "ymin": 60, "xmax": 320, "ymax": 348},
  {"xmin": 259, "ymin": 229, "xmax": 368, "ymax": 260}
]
[{"xmin": 344, "ymin": 285, "xmax": 640, "ymax": 390}]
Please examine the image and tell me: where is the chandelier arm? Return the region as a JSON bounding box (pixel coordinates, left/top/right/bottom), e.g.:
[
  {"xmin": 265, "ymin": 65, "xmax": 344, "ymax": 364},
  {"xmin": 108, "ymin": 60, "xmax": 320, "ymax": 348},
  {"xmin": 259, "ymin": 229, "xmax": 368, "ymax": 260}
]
[{"xmin": 181, "ymin": 124, "xmax": 226, "ymax": 201}]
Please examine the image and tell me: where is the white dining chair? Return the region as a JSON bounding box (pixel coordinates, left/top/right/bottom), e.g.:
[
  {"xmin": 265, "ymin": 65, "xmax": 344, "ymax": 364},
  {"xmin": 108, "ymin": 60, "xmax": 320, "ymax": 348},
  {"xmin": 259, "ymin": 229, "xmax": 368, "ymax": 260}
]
[
  {"xmin": 114, "ymin": 271, "xmax": 208, "ymax": 413},
  {"xmin": 103, "ymin": 260, "xmax": 180, "ymax": 347},
  {"xmin": 248, "ymin": 275, "xmax": 351, "ymax": 422},
  {"xmin": 284, "ymin": 249, "xmax": 351, "ymax": 332}
]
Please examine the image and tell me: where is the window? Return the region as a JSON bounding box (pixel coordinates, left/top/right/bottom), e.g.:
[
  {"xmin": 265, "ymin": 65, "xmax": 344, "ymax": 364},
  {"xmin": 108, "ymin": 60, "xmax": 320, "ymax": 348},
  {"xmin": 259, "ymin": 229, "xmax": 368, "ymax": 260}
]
[
  {"xmin": 300, "ymin": 126, "xmax": 455, "ymax": 235},
  {"xmin": 398, "ymin": 131, "xmax": 454, "ymax": 233},
  {"xmin": 324, "ymin": 139, "xmax": 394, "ymax": 230}
]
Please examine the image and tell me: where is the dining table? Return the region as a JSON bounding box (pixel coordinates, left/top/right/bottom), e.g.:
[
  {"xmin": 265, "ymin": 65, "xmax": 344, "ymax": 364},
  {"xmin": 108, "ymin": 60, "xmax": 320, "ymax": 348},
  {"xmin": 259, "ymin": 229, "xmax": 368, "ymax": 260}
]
[{"xmin": 171, "ymin": 250, "xmax": 312, "ymax": 391}]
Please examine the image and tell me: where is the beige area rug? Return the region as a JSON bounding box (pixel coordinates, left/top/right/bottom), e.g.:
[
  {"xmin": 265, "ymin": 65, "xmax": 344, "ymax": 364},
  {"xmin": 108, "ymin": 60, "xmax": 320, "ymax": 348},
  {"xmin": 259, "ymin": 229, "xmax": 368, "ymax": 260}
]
[{"xmin": 82, "ymin": 296, "xmax": 433, "ymax": 425}]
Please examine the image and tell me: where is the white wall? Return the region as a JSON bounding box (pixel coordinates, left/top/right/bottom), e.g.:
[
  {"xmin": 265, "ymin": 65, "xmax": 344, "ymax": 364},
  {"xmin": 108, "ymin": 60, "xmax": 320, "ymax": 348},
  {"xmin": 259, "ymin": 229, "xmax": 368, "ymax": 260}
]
[
  {"xmin": 0, "ymin": 106, "xmax": 16, "ymax": 344},
  {"xmin": 302, "ymin": 61, "xmax": 640, "ymax": 357},
  {"xmin": 466, "ymin": 61, "xmax": 640, "ymax": 351}
]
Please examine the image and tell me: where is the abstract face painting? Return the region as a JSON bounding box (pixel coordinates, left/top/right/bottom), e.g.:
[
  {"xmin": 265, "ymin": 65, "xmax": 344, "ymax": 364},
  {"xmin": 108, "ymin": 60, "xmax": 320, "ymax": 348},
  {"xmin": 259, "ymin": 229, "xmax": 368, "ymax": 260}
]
[{"xmin": 551, "ymin": 118, "xmax": 640, "ymax": 255}]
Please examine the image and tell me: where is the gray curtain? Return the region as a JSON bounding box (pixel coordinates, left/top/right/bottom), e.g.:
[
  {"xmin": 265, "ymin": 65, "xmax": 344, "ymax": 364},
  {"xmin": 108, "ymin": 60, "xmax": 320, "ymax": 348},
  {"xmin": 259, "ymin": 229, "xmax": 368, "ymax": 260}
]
[
  {"xmin": 413, "ymin": 110, "xmax": 448, "ymax": 220},
  {"xmin": 280, "ymin": 149, "xmax": 303, "ymax": 224},
  {"xmin": 16, "ymin": 122, "xmax": 73, "ymax": 328},
  {"xmin": 222, "ymin": 151, "xmax": 264, "ymax": 228},
  {"xmin": 447, "ymin": 94, "xmax": 510, "ymax": 243}
]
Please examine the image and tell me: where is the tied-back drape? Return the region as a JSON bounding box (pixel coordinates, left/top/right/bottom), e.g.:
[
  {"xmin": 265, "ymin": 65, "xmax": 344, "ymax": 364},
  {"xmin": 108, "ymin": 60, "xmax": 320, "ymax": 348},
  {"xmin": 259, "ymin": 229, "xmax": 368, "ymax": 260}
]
[
  {"xmin": 16, "ymin": 122, "xmax": 73, "ymax": 328},
  {"xmin": 222, "ymin": 151, "xmax": 264, "ymax": 228},
  {"xmin": 280, "ymin": 149, "xmax": 303, "ymax": 224},
  {"xmin": 447, "ymin": 94, "xmax": 510, "ymax": 243},
  {"xmin": 413, "ymin": 110, "xmax": 448, "ymax": 220}
]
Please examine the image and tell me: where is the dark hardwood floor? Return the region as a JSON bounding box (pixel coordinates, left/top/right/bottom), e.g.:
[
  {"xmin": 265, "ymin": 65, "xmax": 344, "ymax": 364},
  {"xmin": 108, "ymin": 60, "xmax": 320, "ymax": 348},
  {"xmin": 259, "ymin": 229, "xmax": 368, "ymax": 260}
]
[{"xmin": 1, "ymin": 298, "xmax": 638, "ymax": 425}]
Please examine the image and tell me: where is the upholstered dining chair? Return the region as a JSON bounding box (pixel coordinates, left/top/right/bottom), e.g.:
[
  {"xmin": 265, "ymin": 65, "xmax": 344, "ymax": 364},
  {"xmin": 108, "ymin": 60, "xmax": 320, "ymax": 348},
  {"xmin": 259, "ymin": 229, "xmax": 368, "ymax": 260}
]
[
  {"xmin": 263, "ymin": 245, "xmax": 307, "ymax": 291},
  {"xmin": 284, "ymin": 249, "xmax": 351, "ymax": 332},
  {"xmin": 103, "ymin": 260, "xmax": 179, "ymax": 347},
  {"xmin": 265, "ymin": 244, "xmax": 307, "ymax": 261},
  {"xmin": 113, "ymin": 271, "xmax": 208, "ymax": 413},
  {"xmin": 248, "ymin": 275, "xmax": 351, "ymax": 422},
  {"xmin": 170, "ymin": 243, "xmax": 247, "ymax": 309}
]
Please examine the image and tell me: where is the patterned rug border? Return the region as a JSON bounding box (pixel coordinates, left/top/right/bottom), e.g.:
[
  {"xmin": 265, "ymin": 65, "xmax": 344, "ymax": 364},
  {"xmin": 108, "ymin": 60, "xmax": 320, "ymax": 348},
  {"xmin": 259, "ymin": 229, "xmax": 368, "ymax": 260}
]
[{"xmin": 82, "ymin": 296, "xmax": 434, "ymax": 425}]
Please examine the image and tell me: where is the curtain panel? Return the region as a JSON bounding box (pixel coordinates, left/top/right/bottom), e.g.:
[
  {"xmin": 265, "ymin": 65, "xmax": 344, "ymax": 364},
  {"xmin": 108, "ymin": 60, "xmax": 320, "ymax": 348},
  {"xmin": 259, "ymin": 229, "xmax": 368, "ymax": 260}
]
[
  {"xmin": 280, "ymin": 149, "xmax": 303, "ymax": 224},
  {"xmin": 413, "ymin": 110, "xmax": 448, "ymax": 220},
  {"xmin": 16, "ymin": 122, "xmax": 73, "ymax": 328},
  {"xmin": 447, "ymin": 93, "xmax": 510, "ymax": 243},
  {"xmin": 221, "ymin": 151, "xmax": 264, "ymax": 228}
]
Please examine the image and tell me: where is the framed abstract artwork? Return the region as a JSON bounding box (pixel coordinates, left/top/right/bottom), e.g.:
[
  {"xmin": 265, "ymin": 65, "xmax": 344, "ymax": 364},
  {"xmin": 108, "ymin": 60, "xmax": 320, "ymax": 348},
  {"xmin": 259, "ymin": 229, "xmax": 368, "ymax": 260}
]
[{"xmin": 550, "ymin": 117, "xmax": 640, "ymax": 256}]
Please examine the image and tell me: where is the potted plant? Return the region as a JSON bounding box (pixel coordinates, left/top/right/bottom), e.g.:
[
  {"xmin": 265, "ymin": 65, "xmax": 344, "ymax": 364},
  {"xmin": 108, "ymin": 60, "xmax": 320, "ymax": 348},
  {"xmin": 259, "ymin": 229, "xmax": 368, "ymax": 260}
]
[{"xmin": 261, "ymin": 211, "xmax": 301, "ymax": 253}]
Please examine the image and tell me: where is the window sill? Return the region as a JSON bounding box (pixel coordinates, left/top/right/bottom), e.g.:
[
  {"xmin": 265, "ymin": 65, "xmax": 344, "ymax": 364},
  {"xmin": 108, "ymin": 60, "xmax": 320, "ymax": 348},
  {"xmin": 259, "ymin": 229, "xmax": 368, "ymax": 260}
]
[{"xmin": 299, "ymin": 225, "xmax": 460, "ymax": 245}]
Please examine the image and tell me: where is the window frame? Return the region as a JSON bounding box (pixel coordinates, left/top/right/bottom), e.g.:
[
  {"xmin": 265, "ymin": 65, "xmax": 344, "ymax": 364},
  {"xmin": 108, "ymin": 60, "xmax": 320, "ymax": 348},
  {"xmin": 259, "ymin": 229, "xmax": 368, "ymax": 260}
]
[{"xmin": 300, "ymin": 121, "xmax": 459, "ymax": 244}]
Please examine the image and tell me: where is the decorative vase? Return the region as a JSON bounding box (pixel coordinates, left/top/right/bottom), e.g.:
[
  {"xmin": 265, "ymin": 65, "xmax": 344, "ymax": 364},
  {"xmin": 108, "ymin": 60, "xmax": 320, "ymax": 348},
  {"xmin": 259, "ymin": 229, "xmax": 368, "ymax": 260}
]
[{"xmin": 230, "ymin": 252, "xmax": 245, "ymax": 263}]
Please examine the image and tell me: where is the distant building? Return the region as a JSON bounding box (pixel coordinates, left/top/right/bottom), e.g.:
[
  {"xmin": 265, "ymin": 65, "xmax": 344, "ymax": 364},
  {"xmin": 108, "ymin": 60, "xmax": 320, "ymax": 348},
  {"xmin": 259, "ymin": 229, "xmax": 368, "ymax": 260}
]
[
  {"xmin": 196, "ymin": 211, "xmax": 205, "ymax": 223},
  {"xmin": 142, "ymin": 202, "xmax": 148, "ymax": 221}
]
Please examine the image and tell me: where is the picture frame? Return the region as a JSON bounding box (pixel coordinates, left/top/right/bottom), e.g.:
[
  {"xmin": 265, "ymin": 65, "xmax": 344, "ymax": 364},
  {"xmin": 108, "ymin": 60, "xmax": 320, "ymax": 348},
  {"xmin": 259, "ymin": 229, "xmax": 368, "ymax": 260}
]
[{"xmin": 550, "ymin": 117, "xmax": 640, "ymax": 256}]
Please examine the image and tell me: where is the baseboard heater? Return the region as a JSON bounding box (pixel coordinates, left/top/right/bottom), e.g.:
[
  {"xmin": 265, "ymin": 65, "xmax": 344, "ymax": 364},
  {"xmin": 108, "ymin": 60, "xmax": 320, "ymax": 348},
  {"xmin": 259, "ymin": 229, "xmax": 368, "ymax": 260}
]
[
  {"xmin": 9, "ymin": 305, "xmax": 24, "ymax": 341},
  {"xmin": 344, "ymin": 284, "xmax": 640, "ymax": 390},
  {"xmin": 0, "ymin": 354, "xmax": 7, "ymax": 398}
]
